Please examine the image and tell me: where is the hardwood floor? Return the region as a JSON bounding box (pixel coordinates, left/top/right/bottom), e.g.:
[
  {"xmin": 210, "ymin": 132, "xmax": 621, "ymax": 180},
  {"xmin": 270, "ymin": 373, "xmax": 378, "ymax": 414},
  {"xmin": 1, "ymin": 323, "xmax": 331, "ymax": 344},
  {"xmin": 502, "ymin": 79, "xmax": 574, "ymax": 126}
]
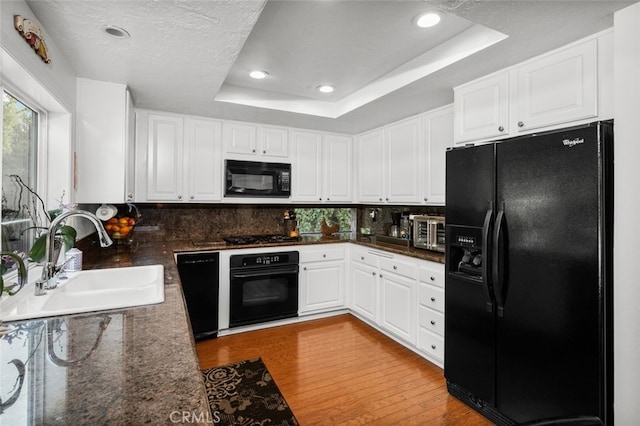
[{"xmin": 196, "ymin": 314, "xmax": 492, "ymax": 425}]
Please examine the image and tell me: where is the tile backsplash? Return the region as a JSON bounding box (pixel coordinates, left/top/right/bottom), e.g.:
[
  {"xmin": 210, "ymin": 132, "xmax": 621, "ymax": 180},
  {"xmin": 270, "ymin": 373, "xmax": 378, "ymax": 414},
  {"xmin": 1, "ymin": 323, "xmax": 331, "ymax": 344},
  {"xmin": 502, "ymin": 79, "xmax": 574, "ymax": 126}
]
[{"xmin": 81, "ymin": 203, "xmax": 445, "ymax": 243}]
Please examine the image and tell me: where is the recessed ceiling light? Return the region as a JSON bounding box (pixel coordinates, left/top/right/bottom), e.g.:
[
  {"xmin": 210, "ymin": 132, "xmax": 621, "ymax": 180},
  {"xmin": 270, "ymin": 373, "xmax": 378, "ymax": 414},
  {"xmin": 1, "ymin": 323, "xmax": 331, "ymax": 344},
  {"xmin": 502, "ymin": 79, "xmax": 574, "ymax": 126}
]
[
  {"xmin": 415, "ymin": 12, "xmax": 441, "ymax": 28},
  {"xmin": 317, "ymin": 85, "xmax": 334, "ymax": 93},
  {"xmin": 103, "ymin": 25, "xmax": 130, "ymax": 39},
  {"xmin": 250, "ymin": 70, "xmax": 269, "ymax": 79}
]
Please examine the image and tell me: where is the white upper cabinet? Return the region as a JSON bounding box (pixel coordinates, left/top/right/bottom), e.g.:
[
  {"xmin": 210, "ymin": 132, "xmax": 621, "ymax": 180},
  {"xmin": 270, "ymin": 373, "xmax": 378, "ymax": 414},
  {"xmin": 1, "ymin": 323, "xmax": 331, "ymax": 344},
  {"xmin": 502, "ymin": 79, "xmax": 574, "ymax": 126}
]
[
  {"xmin": 258, "ymin": 125, "xmax": 289, "ymax": 158},
  {"xmin": 356, "ymin": 117, "xmax": 421, "ymax": 204},
  {"xmin": 323, "ymin": 134, "xmax": 352, "ymax": 203},
  {"xmin": 138, "ymin": 111, "xmax": 221, "ymax": 202},
  {"xmin": 75, "ymin": 78, "xmax": 134, "ymax": 203},
  {"xmin": 386, "ymin": 117, "xmax": 422, "ymax": 204},
  {"xmin": 291, "ymin": 130, "xmax": 322, "ymax": 202},
  {"xmin": 422, "ymin": 105, "xmax": 453, "ymax": 205},
  {"xmin": 515, "ymin": 39, "xmax": 597, "ymax": 132},
  {"xmin": 356, "ymin": 129, "xmax": 385, "ymax": 203},
  {"xmin": 223, "ymin": 122, "xmax": 289, "ymax": 159},
  {"xmin": 146, "ymin": 113, "xmax": 185, "ymax": 201},
  {"xmin": 186, "ymin": 118, "xmax": 222, "ymax": 202},
  {"xmin": 454, "ymin": 72, "xmax": 510, "ymax": 144},
  {"xmin": 222, "ymin": 121, "xmax": 256, "ymax": 156},
  {"xmin": 454, "ymin": 35, "xmax": 602, "ymax": 144},
  {"xmin": 291, "ymin": 130, "xmax": 352, "ymax": 203}
]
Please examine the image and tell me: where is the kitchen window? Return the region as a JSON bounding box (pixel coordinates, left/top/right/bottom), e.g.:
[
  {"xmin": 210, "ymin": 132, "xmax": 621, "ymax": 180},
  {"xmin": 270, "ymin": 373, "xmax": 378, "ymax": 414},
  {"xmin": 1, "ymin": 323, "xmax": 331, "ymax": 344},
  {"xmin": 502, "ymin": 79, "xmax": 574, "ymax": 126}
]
[
  {"xmin": 1, "ymin": 90, "xmax": 40, "ymax": 254},
  {"xmin": 295, "ymin": 208, "xmax": 354, "ymax": 235}
]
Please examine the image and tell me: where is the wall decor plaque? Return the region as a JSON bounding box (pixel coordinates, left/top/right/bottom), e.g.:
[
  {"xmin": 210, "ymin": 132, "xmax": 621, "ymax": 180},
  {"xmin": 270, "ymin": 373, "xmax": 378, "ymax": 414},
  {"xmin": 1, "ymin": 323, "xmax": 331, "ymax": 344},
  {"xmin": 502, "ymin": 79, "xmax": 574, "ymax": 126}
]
[{"xmin": 14, "ymin": 15, "xmax": 51, "ymax": 64}]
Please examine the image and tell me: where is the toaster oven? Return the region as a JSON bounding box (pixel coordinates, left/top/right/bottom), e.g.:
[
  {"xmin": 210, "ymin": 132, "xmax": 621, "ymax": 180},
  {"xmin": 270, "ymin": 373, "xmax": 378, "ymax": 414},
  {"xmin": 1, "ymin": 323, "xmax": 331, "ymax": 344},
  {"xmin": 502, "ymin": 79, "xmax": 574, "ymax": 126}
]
[{"xmin": 411, "ymin": 215, "xmax": 445, "ymax": 252}]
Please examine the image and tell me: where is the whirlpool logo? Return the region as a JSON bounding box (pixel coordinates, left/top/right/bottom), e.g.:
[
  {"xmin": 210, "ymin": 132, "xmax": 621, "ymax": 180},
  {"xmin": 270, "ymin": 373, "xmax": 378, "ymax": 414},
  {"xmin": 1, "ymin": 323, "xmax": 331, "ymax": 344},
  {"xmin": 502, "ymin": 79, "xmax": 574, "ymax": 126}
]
[{"xmin": 562, "ymin": 137, "xmax": 584, "ymax": 147}]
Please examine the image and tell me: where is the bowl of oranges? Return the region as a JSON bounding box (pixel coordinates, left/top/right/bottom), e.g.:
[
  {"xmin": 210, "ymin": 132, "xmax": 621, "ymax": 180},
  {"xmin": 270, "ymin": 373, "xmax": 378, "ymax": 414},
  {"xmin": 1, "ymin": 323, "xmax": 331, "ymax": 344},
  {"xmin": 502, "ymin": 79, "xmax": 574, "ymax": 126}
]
[{"xmin": 104, "ymin": 216, "xmax": 137, "ymax": 241}]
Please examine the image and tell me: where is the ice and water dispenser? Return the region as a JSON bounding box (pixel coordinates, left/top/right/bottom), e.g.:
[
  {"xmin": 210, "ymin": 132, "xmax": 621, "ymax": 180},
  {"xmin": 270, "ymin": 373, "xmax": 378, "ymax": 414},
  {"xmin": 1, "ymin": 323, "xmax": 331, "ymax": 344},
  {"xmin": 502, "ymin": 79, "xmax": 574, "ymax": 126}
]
[{"xmin": 446, "ymin": 225, "xmax": 484, "ymax": 281}]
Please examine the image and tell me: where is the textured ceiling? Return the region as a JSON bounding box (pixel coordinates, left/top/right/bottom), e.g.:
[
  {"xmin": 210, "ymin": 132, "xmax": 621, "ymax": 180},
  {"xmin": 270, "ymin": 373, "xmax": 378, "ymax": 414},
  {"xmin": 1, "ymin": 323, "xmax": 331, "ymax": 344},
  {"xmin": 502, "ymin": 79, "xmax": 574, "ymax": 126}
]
[{"xmin": 25, "ymin": 0, "xmax": 638, "ymax": 134}]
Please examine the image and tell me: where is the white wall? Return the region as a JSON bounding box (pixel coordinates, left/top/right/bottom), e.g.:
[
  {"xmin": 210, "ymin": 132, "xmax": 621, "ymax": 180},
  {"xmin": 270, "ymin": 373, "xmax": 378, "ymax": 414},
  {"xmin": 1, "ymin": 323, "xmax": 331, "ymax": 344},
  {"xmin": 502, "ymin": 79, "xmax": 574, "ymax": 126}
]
[
  {"xmin": 1, "ymin": 0, "xmax": 76, "ymax": 111},
  {"xmin": 613, "ymin": 3, "xmax": 640, "ymax": 424},
  {"xmin": 0, "ymin": 1, "xmax": 91, "ymax": 236}
]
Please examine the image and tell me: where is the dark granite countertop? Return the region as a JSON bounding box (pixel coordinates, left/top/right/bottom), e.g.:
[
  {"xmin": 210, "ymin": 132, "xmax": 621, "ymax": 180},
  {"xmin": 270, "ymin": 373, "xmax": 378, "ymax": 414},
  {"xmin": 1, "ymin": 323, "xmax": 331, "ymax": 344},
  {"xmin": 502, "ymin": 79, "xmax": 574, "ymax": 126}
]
[
  {"xmin": 0, "ymin": 241, "xmax": 211, "ymax": 425},
  {"xmin": 0, "ymin": 235, "xmax": 442, "ymax": 424}
]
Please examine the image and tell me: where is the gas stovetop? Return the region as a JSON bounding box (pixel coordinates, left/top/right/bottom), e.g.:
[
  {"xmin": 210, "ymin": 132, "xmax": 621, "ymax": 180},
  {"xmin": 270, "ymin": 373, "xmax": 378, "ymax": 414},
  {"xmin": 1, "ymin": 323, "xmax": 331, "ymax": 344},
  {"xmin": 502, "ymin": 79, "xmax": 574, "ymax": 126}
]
[{"xmin": 223, "ymin": 234, "xmax": 302, "ymax": 245}]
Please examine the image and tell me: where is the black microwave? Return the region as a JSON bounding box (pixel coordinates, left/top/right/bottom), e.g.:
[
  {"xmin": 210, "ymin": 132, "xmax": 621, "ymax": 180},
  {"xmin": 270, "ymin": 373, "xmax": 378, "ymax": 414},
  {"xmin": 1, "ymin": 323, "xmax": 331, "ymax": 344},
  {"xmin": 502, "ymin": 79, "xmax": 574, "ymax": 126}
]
[{"xmin": 225, "ymin": 160, "xmax": 291, "ymax": 198}]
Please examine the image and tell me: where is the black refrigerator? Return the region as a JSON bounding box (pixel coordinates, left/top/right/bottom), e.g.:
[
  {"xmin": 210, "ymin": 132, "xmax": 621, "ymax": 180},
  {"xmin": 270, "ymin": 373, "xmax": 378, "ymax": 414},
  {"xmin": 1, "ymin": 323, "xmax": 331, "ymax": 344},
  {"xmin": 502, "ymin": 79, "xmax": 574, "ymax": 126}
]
[{"xmin": 444, "ymin": 121, "xmax": 613, "ymax": 425}]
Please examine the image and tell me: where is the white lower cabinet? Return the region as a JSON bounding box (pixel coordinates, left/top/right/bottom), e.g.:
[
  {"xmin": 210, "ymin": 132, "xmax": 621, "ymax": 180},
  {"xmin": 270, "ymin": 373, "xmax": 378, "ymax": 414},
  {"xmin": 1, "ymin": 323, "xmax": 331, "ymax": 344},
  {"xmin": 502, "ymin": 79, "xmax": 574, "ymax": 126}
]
[
  {"xmin": 299, "ymin": 246, "xmax": 346, "ymax": 314},
  {"xmin": 379, "ymin": 257, "xmax": 417, "ymax": 345},
  {"xmin": 350, "ymin": 261, "xmax": 378, "ymax": 323},
  {"xmin": 349, "ymin": 245, "xmax": 444, "ymax": 367}
]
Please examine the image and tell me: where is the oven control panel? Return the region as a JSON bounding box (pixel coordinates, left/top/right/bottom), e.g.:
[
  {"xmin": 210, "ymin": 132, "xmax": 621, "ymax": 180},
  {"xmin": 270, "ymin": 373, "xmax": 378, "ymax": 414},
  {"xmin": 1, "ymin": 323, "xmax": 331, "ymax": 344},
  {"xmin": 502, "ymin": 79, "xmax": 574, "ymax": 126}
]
[{"xmin": 230, "ymin": 251, "xmax": 299, "ymax": 268}]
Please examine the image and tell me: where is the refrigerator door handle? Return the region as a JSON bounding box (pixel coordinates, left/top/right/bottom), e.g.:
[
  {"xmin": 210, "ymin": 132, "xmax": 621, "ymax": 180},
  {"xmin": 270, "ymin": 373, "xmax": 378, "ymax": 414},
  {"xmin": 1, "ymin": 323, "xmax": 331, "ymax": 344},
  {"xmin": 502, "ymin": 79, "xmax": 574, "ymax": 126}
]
[
  {"xmin": 493, "ymin": 205, "xmax": 506, "ymax": 317},
  {"xmin": 481, "ymin": 203, "xmax": 495, "ymax": 313}
]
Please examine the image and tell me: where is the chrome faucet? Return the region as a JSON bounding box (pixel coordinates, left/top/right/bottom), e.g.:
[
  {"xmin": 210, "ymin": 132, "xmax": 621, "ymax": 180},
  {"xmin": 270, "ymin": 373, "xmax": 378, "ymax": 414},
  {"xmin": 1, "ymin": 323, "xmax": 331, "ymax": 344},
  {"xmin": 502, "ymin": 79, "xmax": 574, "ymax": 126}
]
[{"xmin": 35, "ymin": 210, "xmax": 113, "ymax": 296}]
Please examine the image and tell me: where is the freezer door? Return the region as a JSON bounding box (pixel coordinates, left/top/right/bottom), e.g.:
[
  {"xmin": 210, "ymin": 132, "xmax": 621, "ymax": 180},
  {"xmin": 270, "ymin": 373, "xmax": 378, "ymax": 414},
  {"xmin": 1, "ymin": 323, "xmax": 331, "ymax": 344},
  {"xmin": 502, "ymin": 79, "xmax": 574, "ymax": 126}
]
[
  {"xmin": 444, "ymin": 143, "xmax": 496, "ymax": 406},
  {"xmin": 494, "ymin": 124, "xmax": 607, "ymax": 423}
]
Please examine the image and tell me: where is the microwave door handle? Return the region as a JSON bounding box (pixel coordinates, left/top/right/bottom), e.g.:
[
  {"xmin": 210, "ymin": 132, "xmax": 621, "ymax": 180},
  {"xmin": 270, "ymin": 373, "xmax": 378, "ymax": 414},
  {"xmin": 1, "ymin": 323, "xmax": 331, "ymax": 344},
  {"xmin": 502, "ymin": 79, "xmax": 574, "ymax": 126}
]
[{"xmin": 481, "ymin": 202, "xmax": 494, "ymax": 313}]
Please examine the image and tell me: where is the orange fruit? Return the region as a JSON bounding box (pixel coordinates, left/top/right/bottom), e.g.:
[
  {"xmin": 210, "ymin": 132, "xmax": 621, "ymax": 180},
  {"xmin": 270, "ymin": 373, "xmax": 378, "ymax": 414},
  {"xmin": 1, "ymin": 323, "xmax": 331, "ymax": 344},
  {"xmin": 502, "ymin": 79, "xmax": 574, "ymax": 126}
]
[
  {"xmin": 118, "ymin": 217, "xmax": 129, "ymax": 225},
  {"xmin": 107, "ymin": 217, "xmax": 118, "ymax": 224}
]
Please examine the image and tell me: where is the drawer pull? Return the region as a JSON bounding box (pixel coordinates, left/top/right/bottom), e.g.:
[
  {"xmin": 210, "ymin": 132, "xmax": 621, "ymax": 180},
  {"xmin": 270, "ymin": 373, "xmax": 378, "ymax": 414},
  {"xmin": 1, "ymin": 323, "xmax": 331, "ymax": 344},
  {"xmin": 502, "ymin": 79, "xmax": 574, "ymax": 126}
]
[
  {"xmin": 393, "ymin": 265, "xmax": 397, "ymax": 270},
  {"xmin": 431, "ymin": 344, "xmax": 437, "ymax": 350},
  {"xmin": 372, "ymin": 271, "xmax": 376, "ymax": 276},
  {"xmin": 361, "ymin": 256, "xmax": 365, "ymax": 260},
  {"xmin": 430, "ymin": 297, "xmax": 436, "ymax": 302},
  {"xmin": 430, "ymin": 276, "xmax": 435, "ymax": 281},
  {"xmin": 430, "ymin": 320, "xmax": 436, "ymax": 325},
  {"xmin": 323, "ymin": 254, "xmax": 326, "ymax": 258}
]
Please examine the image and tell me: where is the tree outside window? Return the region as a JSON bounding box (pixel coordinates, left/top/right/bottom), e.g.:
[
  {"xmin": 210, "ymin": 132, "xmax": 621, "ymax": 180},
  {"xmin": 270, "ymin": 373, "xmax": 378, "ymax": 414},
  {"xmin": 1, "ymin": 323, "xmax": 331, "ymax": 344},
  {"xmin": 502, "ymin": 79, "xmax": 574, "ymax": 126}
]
[
  {"xmin": 2, "ymin": 91, "xmax": 39, "ymax": 253},
  {"xmin": 295, "ymin": 208, "xmax": 353, "ymax": 234}
]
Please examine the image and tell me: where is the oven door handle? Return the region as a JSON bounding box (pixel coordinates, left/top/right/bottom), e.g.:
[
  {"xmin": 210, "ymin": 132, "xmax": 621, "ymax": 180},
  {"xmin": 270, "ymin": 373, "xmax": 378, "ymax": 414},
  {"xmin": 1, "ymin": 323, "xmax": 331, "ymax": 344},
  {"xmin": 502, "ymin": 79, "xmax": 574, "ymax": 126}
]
[{"xmin": 231, "ymin": 266, "xmax": 299, "ymax": 279}]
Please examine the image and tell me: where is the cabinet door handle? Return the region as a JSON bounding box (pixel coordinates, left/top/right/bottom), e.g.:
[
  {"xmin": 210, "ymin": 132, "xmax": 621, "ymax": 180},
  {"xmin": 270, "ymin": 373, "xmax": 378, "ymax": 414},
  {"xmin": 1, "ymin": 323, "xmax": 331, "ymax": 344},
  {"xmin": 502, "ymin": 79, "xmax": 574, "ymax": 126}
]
[
  {"xmin": 262, "ymin": 150, "xmax": 266, "ymax": 154},
  {"xmin": 252, "ymin": 149, "xmax": 256, "ymax": 153},
  {"xmin": 430, "ymin": 320, "xmax": 436, "ymax": 325},
  {"xmin": 379, "ymin": 198, "xmax": 383, "ymax": 202},
  {"xmin": 430, "ymin": 276, "xmax": 435, "ymax": 281},
  {"xmin": 498, "ymin": 125, "xmax": 505, "ymax": 132},
  {"xmin": 303, "ymin": 267, "xmax": 307, "ymax": 271},
  {"xmin": 327, "ymin": 198, "xmax": 330, "ymax": 201},
  {"xmin": 190, "ymin": 195, "xmax": 194, "ymax": 200},
  {"xmin": 518, "ymin": 121, "xmax": 524, "ymax": 128},
  {"xmin": 323, "ymin": 254, "xmax": 326, "ymax": 258},
  {"xmin": 361, "ymin": 256, "xmax": 365, "ymax": 260},
  {"xmin": 379, "ymin": 274, "xmax": 383, "ymax": 278},
  {"xmin": 430, "ymin": 297, "xmax": 436, "ymax": 302},
  {"xmin": 393, "ymin": 265, "xmax": 397, "ymax": 270},
  {"xmin": 372, "ymin": 271, "xmax": 376, "ymax": 276},
  {"xmin": 177, "ymin": 195, "xmax": 182, "ymax": 200},
  {"xmin": 424, "ymin": 197, "xmax": 428, "ymax": 202},
  {"xmin": 431, "ymin": 344, "xmax": 437, "ymax": 350},
  {"xmin": 385, "ymin": 197, "xmax": 389, "ymax": 202}
]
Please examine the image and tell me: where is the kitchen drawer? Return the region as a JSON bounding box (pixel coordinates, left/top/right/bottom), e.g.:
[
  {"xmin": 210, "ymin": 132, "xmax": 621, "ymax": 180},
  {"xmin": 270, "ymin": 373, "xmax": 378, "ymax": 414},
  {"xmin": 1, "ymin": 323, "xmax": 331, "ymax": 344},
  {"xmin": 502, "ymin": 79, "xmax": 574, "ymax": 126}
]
[
  {"xmin": 419, "ymin": 282, "xmax": 444, "ymax": 312},
  {"xmin": 418, "ymin": 328, "xmax": 444, "ymax": 361},
  {"xmin": 350, "ymin": 249, "xmax": 383, "ymax": 268},
  {"xmin": 380, "ymin": 257, "xmax": 417, "ymax": 280},
  {"xmin": 418, "ymin": 305, "xmax": 444, "ymax": 336},
  {"xmin": 300, "ymin": 247, "xmax": 344, "ymax": 263},
  {"xmin": 419, "ymin": 265, "xmax": 444, "ymax": 288}
]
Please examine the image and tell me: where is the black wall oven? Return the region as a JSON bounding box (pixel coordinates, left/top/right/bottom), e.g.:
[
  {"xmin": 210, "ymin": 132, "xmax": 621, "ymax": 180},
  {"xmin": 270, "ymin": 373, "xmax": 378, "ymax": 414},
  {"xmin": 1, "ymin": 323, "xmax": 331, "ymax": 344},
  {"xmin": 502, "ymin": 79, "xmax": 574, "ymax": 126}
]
[
  {"xmin": 225, "ymin": 160, "xmax": 291, "ymax": 198},
  {"xmin": 229, "ymin": 251, "xmax": 299, "ymax": 328}
]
